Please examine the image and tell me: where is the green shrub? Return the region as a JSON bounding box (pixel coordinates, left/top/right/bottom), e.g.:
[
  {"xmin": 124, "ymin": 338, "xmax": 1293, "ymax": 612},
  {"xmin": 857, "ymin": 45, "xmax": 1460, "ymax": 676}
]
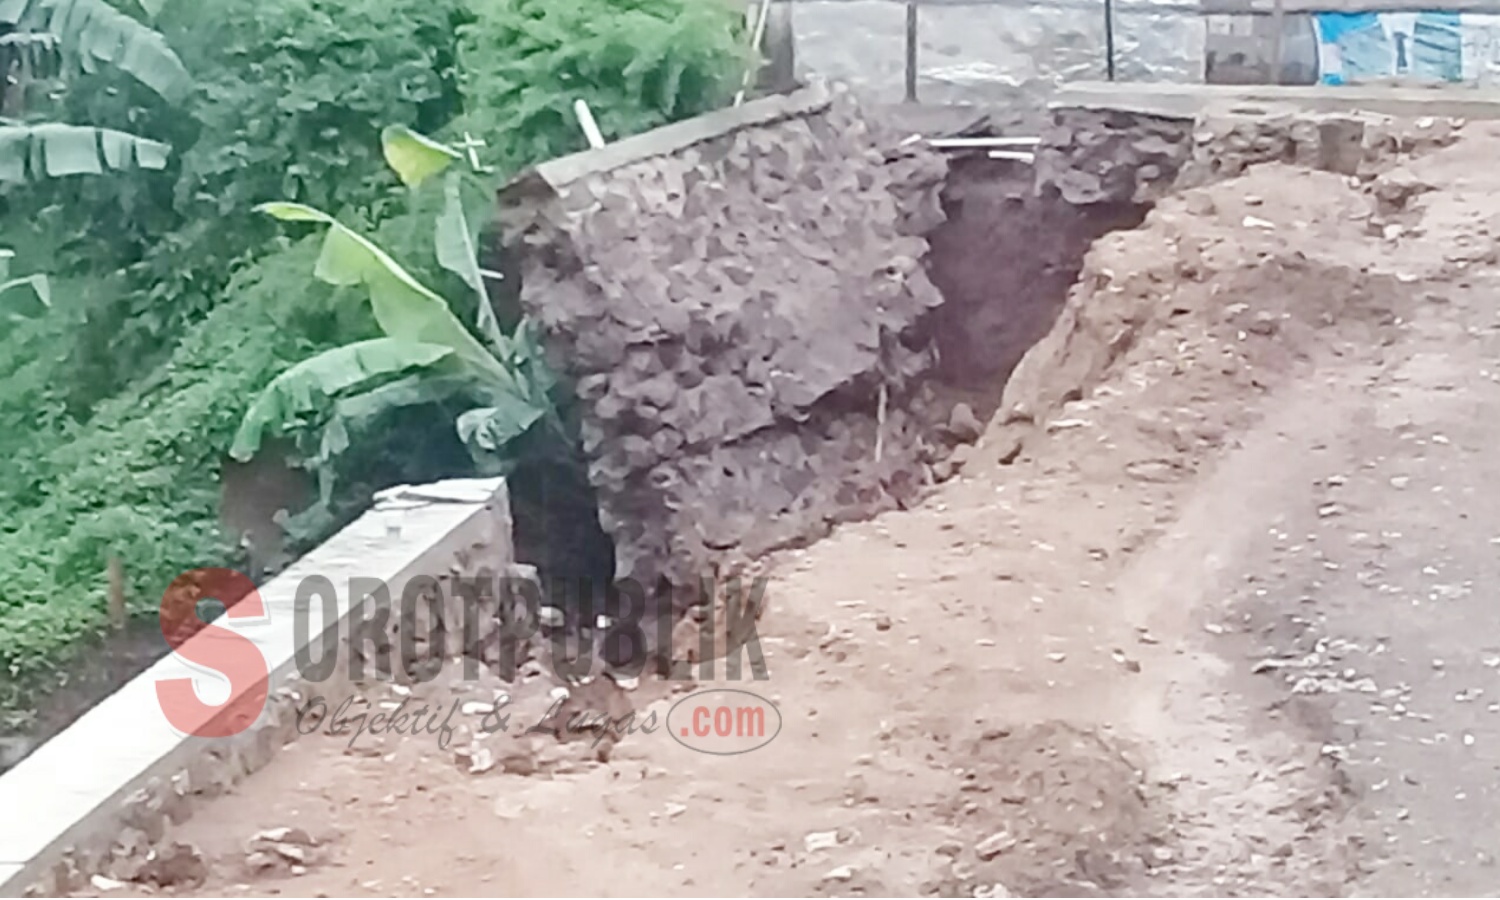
[
  {"xmin": 0, "ymin": 238, "xmax": 340, "ymax": 704},
  {"xmin": 34, "ymin": 0, "xmax": 476, "ymax": 411},
  {"xmin": 456, "ymin": 0, "xmax": 751, "ymax": 175}
]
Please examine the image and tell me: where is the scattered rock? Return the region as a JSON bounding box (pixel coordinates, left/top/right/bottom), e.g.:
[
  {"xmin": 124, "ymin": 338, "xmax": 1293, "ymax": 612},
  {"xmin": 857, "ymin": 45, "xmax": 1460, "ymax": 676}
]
[
  {"xmin": 469, "ymin": 746, "xmax": 497, "ymax": 775},
  {"xmin": 946, "ymin": 403, "xmax": 984, "ymax": 444},
  {"xmin": 1001, "ymin": 404, "xmax": 1034, "ymax": 426},
  {"xmin": 250, "ymin": 827, "xmax": 315, "ymax": 847},
  {"xmin": 948, "ymin": 443, "xmax": 973, "ymax": 475},
  {"xmin": 1246, "ymin": 312, "xmax": 1279, "ymax": 336},
  {"xmin": 975, "ymin": 831, "xmax": 1018, "ymax": 860},
  {"xmin": 822, "ymin": 865, "xmax": 856, "ymax": 883},
  {"xmin": 242, "ymin": 826, "xmax": 324, "ymax": 878},
  {"xmin": 804, "ymin": 830, "xmax": 840, "ymax": 853},
  {"xmin": 993, "ymin": 433, "xmax": 1024, "ymax": 465},
  {"xmin": 1183, "ymin": 192, "xmax": 1217, "ymax": 216},
  {"xmin": 1126, "ymin": 458, "xmax": 1185, "ymax": 483},
  {"xmin": 137, "ymin": 843, "xmax": 208, "ymax": 889},
  {"xmin": 89, "ymin": 875, "xmax": 126, "ymax": 892}
]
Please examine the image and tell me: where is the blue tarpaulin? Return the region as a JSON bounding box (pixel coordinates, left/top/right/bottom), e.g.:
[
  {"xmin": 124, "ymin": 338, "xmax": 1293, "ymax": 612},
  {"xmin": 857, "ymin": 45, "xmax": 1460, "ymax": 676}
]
[{"xmin": 1314, "ymin": 11, "xmax": 1465, "ymax": 84}]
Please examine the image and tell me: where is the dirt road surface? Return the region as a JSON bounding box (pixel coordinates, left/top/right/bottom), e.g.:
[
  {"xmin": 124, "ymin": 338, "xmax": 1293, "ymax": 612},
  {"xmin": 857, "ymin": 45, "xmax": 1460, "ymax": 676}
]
[{"xmin": 71, "ymin": 123, "xmax": 1500, "ymax": 898}]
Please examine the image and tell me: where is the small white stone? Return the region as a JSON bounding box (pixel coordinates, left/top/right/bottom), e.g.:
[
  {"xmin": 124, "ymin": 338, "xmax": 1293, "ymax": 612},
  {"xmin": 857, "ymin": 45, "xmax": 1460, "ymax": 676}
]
[
  {"xmin": 975, "ymin": 831, "xmax": 1018, "ymax": 860},
  {"xmin": 804, "ymin": 831, "xmax": 840, "ymax": 853},
  {"xmin": 468, "ymin": 747, "xmax": 496, "ymax": 774}
]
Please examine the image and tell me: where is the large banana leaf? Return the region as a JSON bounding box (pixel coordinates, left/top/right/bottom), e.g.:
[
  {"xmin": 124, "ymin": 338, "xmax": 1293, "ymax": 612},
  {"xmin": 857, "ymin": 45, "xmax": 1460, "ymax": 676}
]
[
  {"xmin": 435, "ymin": 170, "xmax": 507, "ymax": 352},
  {"xmin": 378, "ymin": 126, "xmax": 507, "ymax": 353},
  {"xmin": 0, "ymin": 0, "xmax": 192, "ymax": 103},
  {"xmin": 265, "ymin": 371, "xmax": 478, "ymax": 540},
  {"xmin": 380, "ymin": 124, "xmax": 461, "ymax": 189},
  {"xmin": 0, "ymin": 122, "xmax": 169, "ymax": 182},
  {"xmin": 229, "ymin": 338, "xmax": 457, "ymax": 462},
  {"xmin": 457, "ymin": 396, "xmax": 548, "ymax": 475}
]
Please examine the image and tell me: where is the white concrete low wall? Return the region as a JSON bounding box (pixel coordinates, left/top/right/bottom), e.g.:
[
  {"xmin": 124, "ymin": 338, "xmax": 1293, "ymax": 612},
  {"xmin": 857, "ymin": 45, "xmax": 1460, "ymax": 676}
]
[{"xmin": 0, "ymin": 478, "xmax": 514, "ymax": 897}]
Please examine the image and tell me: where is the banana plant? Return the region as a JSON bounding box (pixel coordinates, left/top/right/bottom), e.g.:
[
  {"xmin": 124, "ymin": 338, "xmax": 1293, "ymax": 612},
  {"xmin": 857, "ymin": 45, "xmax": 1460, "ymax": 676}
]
[
  {"xmin": 0, "ymin": 0, "xmax": 190, "ymax": 179},
  {"xmin": 0, "ymin": 120, "xmax": 169, "ymax": 181},
  {"xmin": 230, "ymin": 125, "xmax": 561, "ymax": 513},
  {"xmin": 0, "ymin": 0, "xmax": 192, "ymax": 103}
]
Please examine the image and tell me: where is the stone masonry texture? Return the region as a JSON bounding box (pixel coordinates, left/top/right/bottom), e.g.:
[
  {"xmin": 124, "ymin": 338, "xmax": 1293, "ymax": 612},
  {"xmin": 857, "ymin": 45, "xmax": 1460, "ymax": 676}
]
[{"xmin": 497, "ymin": 82, "xmax": 950, "ymax": 608}]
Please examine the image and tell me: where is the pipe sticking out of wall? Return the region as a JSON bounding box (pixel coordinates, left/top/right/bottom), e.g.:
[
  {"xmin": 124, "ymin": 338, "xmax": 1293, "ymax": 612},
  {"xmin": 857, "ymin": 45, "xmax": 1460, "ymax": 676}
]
[
  {"xmin": 735, "ymin": 0, "xmax": 775, "ymax": 106},
  {"xmin": 574, "ymin": 99, "xmax": 606, "ymax": 149},
  {"xmin": 926, "ymin": 136, "xmax": 1040, "ymax": 149}
]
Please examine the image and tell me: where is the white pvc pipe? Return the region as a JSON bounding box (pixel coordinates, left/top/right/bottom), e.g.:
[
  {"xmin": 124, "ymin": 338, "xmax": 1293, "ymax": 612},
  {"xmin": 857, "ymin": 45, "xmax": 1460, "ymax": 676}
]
[
  {"xmin": 734, "ymin": 0, "xmax": 774, "ymax": 106},
  {"xmin": 573, "ymin": 99, "xmax": 606, "ymax": 150},
  {"xmin": 927, "ymin": 136, "xmax": 1041, "ymax": 149}
]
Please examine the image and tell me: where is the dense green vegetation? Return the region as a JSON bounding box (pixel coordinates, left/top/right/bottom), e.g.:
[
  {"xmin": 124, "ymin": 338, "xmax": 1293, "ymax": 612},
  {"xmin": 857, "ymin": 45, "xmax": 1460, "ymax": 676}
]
[{"xmin": 0, "ymin": 0, "xmax": 750, "ymax": 724}]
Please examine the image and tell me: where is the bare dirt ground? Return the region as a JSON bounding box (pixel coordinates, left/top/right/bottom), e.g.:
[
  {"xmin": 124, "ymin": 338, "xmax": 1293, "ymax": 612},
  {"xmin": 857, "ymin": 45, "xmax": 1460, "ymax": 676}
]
[{"xmin": 71, "ymin": 122, "xmax": 1500, "ymax": 898}]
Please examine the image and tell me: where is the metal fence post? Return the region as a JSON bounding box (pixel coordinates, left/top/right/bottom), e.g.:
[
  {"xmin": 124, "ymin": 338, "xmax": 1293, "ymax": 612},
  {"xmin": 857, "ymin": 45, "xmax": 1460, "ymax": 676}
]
[
  {"xmin": 1105, "ymin": 0, "xmax": 1116, "ymax": 81},
  {"xmin": 1269, "ymin": 0, "xmax": 1285, "ymax": 84},
  {"xmin": 905, "ymin": 0, "xmax": 918, "ymax": 102}
]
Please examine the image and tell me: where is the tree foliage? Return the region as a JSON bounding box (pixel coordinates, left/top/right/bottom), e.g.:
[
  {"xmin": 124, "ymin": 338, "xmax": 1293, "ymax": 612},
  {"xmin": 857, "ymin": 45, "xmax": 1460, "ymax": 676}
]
[{"xmin": 456, "ymin": 0, "xmax": 751, "ymax": 174}]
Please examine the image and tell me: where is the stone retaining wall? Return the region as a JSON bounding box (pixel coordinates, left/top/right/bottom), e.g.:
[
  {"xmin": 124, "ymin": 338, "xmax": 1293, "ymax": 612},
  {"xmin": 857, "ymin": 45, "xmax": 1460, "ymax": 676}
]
[{"xmin": 497, "ymin": 82, "xmax": 950, "ymax": 616}]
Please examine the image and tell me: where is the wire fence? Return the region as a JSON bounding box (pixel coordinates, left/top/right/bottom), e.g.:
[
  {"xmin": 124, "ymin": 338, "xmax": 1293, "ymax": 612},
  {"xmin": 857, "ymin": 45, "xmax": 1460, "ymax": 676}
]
[{"xmin": 788, "ymin": 0, "xmax": 1500, "ymax": 107}]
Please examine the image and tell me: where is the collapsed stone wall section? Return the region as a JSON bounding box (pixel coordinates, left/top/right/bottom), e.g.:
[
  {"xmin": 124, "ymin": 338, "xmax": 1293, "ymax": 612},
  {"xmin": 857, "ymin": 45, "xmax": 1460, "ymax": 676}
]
[
  {"xmin": 498, "ymin": 82, "xmax": 949, "ymax": 609},
  {"xmin": 1035, "ymin": 107, "xmax": 1196, "ymax": 206}
]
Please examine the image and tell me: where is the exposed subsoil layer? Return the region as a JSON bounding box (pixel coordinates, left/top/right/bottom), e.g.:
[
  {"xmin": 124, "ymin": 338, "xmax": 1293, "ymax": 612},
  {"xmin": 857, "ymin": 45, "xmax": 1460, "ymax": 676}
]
[
  {"xmin": 69, "ymin": 122, "xmax": 1500, "ymax": 897},
  {"xmin": 925, "ymin": 156, "xmax": 1147, "ymax": 399}
]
